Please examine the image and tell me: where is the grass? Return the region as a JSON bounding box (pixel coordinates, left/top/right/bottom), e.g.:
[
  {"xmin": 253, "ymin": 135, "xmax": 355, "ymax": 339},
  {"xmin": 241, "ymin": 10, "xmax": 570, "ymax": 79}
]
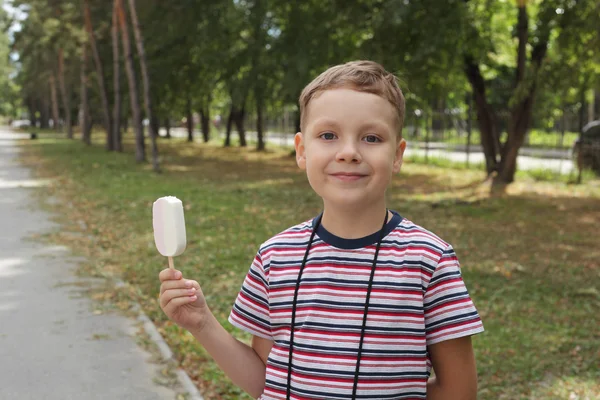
[{"xmin": 18, "ymin": 129, "xmax": 600, "ymax": 400}]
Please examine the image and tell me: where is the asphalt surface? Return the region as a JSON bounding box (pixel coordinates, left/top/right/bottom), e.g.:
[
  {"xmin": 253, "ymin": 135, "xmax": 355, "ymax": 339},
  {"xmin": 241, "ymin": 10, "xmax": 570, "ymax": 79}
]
[{"xmin": 0, "ymin": 128, "xmax": 184, "ymax": 399}]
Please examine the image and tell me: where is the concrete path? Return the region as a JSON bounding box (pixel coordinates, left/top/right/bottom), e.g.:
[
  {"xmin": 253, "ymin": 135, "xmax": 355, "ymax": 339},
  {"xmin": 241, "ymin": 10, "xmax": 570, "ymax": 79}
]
[{"xmin": 0, "ymin": 129, "xmax": 186, "ymax": 399}]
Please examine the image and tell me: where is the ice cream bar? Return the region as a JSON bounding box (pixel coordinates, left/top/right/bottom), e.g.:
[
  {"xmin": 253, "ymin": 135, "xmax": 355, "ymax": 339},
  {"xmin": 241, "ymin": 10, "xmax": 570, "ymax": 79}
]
[{"xmin": 153, "ymin": 196, "xmax": 187, "ymax": 261}]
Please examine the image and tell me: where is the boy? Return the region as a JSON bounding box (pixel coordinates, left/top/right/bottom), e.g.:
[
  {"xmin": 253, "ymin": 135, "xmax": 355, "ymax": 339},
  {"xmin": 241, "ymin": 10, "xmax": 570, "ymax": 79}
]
[{"xmin": 159, "ymin": 60, "xmax": 484, "ymax": 399}]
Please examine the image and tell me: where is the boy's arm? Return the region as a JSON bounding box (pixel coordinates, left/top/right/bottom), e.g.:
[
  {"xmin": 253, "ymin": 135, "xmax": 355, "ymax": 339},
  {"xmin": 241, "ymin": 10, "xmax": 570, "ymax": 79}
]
[
  {"xmin": 188, "ymin": 312, "xmax": 273, "ymax": 399},
  {"xmin": 426, "ymin": 336, "xmax": 478, "ymax": 400}
]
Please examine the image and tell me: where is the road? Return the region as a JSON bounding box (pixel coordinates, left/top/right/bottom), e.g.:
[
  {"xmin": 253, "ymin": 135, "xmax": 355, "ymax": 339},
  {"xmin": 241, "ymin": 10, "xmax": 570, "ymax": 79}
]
[
  {"xmin": 0, "ymin": 129, "xmax": 188, "ymax": 399},
  {"xmin": 160, "ymin": 128, "xmax": 576, "ymax": 175}
]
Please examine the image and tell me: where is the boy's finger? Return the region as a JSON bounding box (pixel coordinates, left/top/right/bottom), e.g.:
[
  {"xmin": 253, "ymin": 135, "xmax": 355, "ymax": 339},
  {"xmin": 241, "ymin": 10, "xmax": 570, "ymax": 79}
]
[
  {"xmin": 159, "ymin": 288, "xmax": 197, "ymax": 308},
  {"xmin": 162, "ymin": 293, "xmax": 198, "ymax": 312},
  {"xmin": 159, "ymin": 268, "xmax": 182, "ymax": 282},
  {"xmin": 160, "ymin": 279, "xmax": 199, "ymax": 295}
]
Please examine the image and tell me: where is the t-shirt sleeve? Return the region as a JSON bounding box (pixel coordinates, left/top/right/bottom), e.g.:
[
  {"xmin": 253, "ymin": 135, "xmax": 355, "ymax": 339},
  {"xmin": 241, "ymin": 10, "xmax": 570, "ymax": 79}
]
[
  {"xmin": 228, "ymin": 250, "xmax": 272, "ymax": 340},
  {"xmin": 423, "ymin": 245, "xmax": 484, "ymax": 346}
]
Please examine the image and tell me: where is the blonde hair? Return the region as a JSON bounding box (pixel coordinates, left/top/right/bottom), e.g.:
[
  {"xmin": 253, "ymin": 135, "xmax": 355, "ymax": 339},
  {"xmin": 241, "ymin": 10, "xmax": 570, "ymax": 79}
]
[{"xmin": 299, "ymin": 60, "xmax": 406, "ymax": 136}]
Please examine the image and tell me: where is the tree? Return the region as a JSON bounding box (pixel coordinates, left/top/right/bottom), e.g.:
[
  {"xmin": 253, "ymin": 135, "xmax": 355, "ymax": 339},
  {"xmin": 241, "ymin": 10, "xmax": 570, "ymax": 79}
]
[
  {"xmin": 84, "ymin": 0, "xmax": 114, "ymax": 150},
  {"xmin": 116, "ymin": 0, "xmax": 144, "ymax": 162},
  {"xmin": 461, "ymin": 0, "xmax": 596, "ymax": 184},
  {"xmin": 127, "ymin": 0, "xmax": 159, "ymax": 172},
  {"xmin": 57, "ymin": 48, "xmax": 72, "ymax": 138},
  {"xmin": 111, "ymin": 0, "xmax": 122, "ymax": 151},
  {"xmin": 0, "ymin": 6, "xmax": 21, "ymax": 118},
  {"xmin": 79, "ymin": 41, "xmax": 91, "ymax": 144}
]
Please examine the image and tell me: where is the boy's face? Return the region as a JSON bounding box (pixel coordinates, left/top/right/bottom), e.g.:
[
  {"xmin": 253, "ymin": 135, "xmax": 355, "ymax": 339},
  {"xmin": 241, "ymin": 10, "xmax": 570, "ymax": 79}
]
[{"xmin": 295, "ymin": 88, "xmax": 406, "ymax": 210}]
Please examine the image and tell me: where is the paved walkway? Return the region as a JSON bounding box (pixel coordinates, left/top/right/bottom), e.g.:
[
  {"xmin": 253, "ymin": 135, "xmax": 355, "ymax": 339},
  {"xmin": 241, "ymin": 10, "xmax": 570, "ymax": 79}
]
[{"xmin": 0, "ymin": 128, "xmax": 185, "ymax": 399}]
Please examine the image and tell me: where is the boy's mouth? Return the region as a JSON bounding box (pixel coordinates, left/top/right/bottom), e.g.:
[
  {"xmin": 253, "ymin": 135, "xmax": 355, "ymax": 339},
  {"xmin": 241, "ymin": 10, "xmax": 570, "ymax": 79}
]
[{"xmin": 330, "ymin": 172, "xmax": 367, "ymax": 181}]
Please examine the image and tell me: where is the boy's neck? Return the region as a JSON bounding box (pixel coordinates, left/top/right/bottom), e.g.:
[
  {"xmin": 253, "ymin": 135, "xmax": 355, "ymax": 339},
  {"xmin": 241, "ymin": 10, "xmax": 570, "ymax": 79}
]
[{"xmin": 320, "ymin": 203, "xmax": 391, "ymax": 240}]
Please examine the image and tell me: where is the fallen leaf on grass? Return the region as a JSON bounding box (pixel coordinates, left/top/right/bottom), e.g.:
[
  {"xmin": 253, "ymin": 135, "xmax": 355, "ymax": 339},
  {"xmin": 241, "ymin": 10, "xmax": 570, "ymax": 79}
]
[{"xmin": 575, "ymin": 287, "xmax": 599, "ymax": 298}]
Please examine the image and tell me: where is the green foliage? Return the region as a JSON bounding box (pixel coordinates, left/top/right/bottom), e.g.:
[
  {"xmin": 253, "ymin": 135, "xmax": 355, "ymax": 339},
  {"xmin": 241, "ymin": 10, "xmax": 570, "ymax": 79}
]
[
  {"xmin": 6, "ymin": 0, "xmax": 600, "ymax": 160},
  {"xmin": 0, "ymin": 2, "xmax": 21, "ymax": 116}
]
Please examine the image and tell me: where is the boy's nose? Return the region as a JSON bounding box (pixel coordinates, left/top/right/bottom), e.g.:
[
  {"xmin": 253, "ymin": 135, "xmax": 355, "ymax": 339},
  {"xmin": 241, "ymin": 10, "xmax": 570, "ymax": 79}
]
[{"xmin": 335, "ymin": 140, "xmax": 362, "ymax": 163}]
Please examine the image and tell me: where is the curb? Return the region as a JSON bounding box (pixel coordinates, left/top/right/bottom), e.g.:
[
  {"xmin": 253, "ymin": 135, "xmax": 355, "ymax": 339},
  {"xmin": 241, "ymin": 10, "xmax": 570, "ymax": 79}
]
[{"xmin": 115, "ymin": 281, "xmax": 205, "ymax": 400}]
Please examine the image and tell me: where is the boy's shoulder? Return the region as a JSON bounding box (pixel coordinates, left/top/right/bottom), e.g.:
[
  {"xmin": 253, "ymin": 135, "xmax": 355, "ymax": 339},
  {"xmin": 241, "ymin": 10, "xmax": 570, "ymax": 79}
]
[
  {"xmin": 391, "ymin": 216, "xmax": 451, "ymax": 251},
  {"xmin": 258, "ymin": 218, "xmax": 314, "ymax": 253}
]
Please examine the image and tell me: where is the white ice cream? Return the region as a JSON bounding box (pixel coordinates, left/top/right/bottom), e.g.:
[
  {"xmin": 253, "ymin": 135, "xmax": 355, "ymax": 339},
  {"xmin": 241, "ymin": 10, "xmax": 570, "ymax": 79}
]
[{"xmin": 152, "ymin": 196, "xmax": 187, "ymax": 257}]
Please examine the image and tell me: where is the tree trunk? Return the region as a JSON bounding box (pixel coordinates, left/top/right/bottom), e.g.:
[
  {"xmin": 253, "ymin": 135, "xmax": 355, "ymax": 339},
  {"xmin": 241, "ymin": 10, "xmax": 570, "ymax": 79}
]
[
  {"xmin": 466, "ymin": 91, "xmax": 473, "ymax": 167},
  {"xmin": 578, "ymin": 86, "xmax": 586, "ymax": 132},
  {"xmin": 40, "ymin": 96, "xmax": 50, "ymax": 129},
  {"xmin": 464, "ymin": 56, "xmax": 499, "ymax": 174},
  {"xmin": 200, "ymin": 107, "xmax": 210, "ymax": 143},
  {"xmin": 84, "ymin": 0, "xmax": 113, "ymax": 150},
  {"xmin": 128, "ymin": 0, "xmax": 159, "ymax": 171},
  {"xmin": 186, "ymin": 95, "xmax": 194, "ymax": 142},
  {"xmin": 80, "ymin": 43, "xmax": 91, "ymax": 145},
  {"xmin": 111, "ymin": 0, "xmax": 122, "ymax": 151},
  {"xmin": 27, "ymin": 98, "xmax": 37, "ymax": 127},
  {"xmin": 57, "ymin": 49, "xmax": 73, "ymax": 139},
  {"xmin": 234, "ymin": 105, "xmax": 247, "ymax": 147},
  {"xmin": 116, "ymin": 0, "xmax": 145, "ymax": 162},
  {"xmin": 498, "ymin": 95, "xmax": 535, "ymax": 183},
  {"xmin": 256, "ymin": 95, "xmax": 265, "ymax": 151},
  {"xmin": 151, "ymin": 115, "xmax": 159, "ymax": 140},
  {"xmin": 493, "ymin": 2, "xmax": 549, "ymax": 185},
  {"xmin": 164, "ymin": 118, "xmax": 171, "ymax": 139},
  {"xmin": 224, "ymin": 107, "xmax": 233, "ymax": 147},
  {"xmin": 49, "ymin": 74, "xmax": 60, "ymax": 132}
]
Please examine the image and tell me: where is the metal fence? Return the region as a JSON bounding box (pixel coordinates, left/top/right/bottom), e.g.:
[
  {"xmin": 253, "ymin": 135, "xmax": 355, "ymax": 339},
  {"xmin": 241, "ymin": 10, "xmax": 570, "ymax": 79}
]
[{"xmin": 249, "ymin": 108, "xmax": 599, "ymax": 181}]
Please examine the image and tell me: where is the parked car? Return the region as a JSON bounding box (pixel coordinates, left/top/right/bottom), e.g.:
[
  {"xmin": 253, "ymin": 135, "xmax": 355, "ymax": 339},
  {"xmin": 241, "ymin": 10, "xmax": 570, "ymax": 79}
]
[
  {"xmin": 10, "ymin": 119, "xmax": 31, "ymax": 128},
  {"xmin": 573, "ymin": 120, "xmax": 600, "ymax": 175}
]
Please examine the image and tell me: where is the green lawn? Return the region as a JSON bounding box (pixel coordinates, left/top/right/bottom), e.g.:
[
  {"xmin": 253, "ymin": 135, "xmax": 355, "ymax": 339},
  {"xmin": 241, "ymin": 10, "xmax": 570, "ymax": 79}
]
[{"xmin": 19, "ymin": 132, "xmax": 600, "ymax": 399}]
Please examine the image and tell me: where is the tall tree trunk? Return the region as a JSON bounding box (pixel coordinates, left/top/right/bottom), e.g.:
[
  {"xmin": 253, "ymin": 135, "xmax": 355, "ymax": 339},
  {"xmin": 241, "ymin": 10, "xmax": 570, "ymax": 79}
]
[
  {"xmin": 200, "ymin": 106, "xmax": 210, "ymax": 143},
  {"xmin": 27, "ymin": 97, "xmax": 37, "ymax": 127},
  {"xmin": 151, "ymin": 116, "xmax": 159, "ymax": 140},
  {"xmin": 80, "ymin": 43, "xmax": 91, "ymax": 145},
  {"xmin": 224, "ymin": 106, "xmax": 233, "ymax": 147},
  {"xmin": 464, "ymin": 56, "xmax": 499, "ymax": 174},
  {"xmin": 186, "ymin": 95, "xmax": 194, "ymax": 142},
  {"xmin": 40, "ymin": 96, "xmax": 50, "ymax": 129},
  {"xmin": 256, "ymin": 95, "xmax": 265, "ymax": 151},
  {"xmin": 49, "ymin": 74, "xmax": 60, "ymax": 133},
  {"xmin": 84, "ymin": 0, "xmax": 113, "ymax": 150},
  {"xmin": 164, "ymin": 118, "xmax": 171, "ymax": 139},
  {"xmin": 57, "ymin": 49, "xmax": 73, "ymax": 139},
  {"xmin": 234, "ymin": 105, "xmax": 247, "ymax": 147},
  {"xmin": 116, "ymin": 0, "xmax": 145, "ymax": 162},
  {"xmin": 495, "ymin": 2, "xmax": 549, "ymax": 185},
  {"xmin": 111, "ymin": 1, "xmax": 122, "ymax": 151},
  {"xmin": 578, "ymin": 86, "xmax": 586, "ymax": 132},
  {"xmin": 128, "ymin": 0, "xmax": 159, "ymax": 172}
]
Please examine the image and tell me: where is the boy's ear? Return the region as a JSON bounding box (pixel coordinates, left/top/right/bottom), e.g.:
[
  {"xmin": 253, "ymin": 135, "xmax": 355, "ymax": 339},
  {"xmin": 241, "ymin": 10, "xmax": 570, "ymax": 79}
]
[
  {"xmin": 393, "ymin": 138, "xmax": 407, "ymax": 174},
  {"xmin": 294, "ymin": 132, "xmax": 306, "ymax": 170}
]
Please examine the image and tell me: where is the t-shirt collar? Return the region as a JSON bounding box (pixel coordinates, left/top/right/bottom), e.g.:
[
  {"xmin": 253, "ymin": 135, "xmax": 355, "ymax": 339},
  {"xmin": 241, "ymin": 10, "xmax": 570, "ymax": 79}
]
[{"xmin": 312, "ymin": 210, "xmax": 403, "ymax": 250}]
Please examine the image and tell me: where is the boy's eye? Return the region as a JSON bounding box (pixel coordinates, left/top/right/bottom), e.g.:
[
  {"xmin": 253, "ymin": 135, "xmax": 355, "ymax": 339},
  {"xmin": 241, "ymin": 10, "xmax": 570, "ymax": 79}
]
[
  {"xmin": 319, "ymin": 132, "xmax": 336, "ymax": 140},
  {"xmin": 364, "ymin": 135, "xmax": 381, "ymax": 143}
]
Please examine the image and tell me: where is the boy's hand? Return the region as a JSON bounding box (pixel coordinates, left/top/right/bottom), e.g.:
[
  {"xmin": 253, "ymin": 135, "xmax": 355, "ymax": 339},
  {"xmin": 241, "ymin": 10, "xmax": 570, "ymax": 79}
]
[{"xmin": 159, "ymin": 268, "xmax": 209, "ymax": 333}]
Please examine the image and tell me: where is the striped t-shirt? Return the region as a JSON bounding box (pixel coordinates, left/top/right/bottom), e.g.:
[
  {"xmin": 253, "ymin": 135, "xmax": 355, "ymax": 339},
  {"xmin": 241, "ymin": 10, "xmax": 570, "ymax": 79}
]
[{"xmin": 229, "ymin": 211, "xmax": 484, "ymax": 399}]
